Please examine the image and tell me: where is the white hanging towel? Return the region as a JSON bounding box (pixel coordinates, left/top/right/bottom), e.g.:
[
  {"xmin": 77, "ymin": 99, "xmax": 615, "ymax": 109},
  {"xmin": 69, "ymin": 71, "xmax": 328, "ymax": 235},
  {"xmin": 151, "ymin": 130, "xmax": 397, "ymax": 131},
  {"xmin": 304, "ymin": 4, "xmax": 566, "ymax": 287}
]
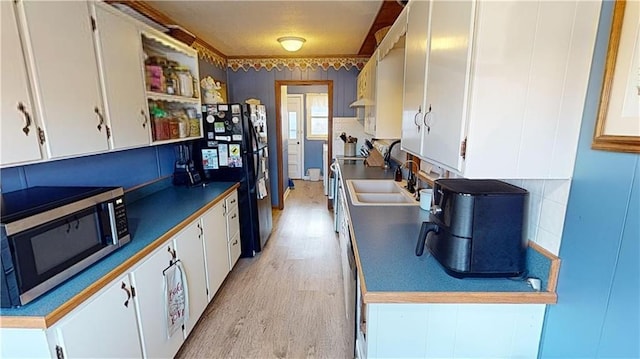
[{"xmin": 164, "ymin": 261, "xmax": 189, "ymax": 338}]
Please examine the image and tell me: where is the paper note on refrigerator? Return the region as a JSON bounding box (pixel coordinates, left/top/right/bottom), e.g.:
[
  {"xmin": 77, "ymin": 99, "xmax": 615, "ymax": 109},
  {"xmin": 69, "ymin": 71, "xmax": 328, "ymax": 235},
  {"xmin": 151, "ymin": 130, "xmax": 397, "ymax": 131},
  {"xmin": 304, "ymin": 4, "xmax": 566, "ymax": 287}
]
[
  {"xmin": 202, "ymin": 149, "xmax": 218, "ymax": 170},
  {"xmin": 261, "ymin": 157, "xmax": 267, "ymax": 173},
  {"xmin": 228, "ymin": 144, "xmax": 242, "ymax": 167},
  {"xmin": 258, "ymin": 178, "xmax": 267, "ymax": 199},
  {"xmin": 218, "ymin": 144, "xmax": 228, "ymax": 166}
]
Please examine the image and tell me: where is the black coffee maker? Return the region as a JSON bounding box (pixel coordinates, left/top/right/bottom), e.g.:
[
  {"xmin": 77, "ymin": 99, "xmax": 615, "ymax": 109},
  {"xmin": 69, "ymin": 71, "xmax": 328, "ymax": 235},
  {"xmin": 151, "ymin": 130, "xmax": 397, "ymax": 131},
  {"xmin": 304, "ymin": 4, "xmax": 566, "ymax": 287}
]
[{"xmin": 173, "ymin": 143, "xmax": 202, "ymax": 186}]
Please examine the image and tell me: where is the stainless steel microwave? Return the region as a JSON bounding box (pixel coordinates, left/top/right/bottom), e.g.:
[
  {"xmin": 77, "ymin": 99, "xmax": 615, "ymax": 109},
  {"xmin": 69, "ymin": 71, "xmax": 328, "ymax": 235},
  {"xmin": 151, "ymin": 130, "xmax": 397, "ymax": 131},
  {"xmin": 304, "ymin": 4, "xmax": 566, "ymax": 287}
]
[{"xmin": 1, "ymin": 186, "xmax": 130, "ymax": 308}]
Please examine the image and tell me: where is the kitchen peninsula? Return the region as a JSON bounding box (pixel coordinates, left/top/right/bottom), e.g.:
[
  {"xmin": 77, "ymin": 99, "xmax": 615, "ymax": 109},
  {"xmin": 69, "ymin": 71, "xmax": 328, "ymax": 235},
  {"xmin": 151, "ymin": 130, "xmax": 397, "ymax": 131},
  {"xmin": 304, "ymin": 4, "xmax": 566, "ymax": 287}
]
[{"xmin": 334, "ymin": 159, "xmax": 559, "ymax": 359}]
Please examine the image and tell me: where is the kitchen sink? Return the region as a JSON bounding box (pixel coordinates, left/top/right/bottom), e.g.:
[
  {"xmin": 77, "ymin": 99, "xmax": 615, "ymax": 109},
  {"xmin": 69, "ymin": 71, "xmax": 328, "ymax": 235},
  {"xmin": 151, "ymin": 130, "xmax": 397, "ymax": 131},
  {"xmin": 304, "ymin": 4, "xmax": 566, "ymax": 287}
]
[{"xmin": 346, "ymin": 180, "xmax": 419, "ymax": 206}]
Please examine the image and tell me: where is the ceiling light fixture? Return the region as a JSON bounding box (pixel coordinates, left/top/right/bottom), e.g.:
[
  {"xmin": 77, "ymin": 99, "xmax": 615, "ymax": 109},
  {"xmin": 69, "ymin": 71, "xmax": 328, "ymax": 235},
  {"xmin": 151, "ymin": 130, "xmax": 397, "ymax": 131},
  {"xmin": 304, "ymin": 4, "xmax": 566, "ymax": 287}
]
[{"xmin": 278, "ymin": 36, "xmax": 306, "ymax": 52}]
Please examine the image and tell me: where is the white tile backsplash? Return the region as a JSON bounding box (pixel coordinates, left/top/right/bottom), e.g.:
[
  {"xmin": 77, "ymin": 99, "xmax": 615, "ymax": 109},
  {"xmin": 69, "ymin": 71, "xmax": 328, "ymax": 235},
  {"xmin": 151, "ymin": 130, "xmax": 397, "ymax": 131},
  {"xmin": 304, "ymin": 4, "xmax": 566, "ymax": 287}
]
[{"xmin": 512, "ymin": 178, "xmax": 572, "ymax": 255}]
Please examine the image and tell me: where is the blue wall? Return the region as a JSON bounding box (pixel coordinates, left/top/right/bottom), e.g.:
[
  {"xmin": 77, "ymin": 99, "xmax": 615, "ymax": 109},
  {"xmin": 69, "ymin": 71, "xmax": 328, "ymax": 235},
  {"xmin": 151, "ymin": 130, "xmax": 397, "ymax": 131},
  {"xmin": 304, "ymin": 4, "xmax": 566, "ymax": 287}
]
[
  {"xmin": 288, "ymin": 85, "xmax": 328, "ymax": 174},
  {"xmin": 227, "ymin": 67, "xmax": 358, "ymax": 207},
  {"xmin": 539, "ymin": 1, "xmax": 639, "ymax": 357},
  {"xmin": 0, "ymin": 145, "xmax": 176, "ymax": 193}
]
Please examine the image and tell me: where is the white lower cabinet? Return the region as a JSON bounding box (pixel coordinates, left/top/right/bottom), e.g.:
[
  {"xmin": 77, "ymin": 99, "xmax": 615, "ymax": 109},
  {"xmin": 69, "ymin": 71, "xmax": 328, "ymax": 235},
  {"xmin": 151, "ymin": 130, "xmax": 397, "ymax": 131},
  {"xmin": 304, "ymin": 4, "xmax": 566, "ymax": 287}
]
[
  {"xmin": 361, "ymin": 303, "xmax": 546, "ymax": 359},
  {"xmin": 130, "ymin": 242, "xmax": 184, "ymax": 359},
  {"xmin": 202, "ymin": 202, "xmax": 230, "ymax": 301},
  {"xmin": 53, "ymin": 274, "xmax": 142, "ymax": 359},
  {"xmin": 228, "ymin": 232, "xmax": 241, "ymax": 270},
  {"xmin": 224, "ymin": 194, "xmax": 241, "ymax": 270},
  {"xmin": 174, "ymin": 221, "xmax": 209, "ymax": 336}
]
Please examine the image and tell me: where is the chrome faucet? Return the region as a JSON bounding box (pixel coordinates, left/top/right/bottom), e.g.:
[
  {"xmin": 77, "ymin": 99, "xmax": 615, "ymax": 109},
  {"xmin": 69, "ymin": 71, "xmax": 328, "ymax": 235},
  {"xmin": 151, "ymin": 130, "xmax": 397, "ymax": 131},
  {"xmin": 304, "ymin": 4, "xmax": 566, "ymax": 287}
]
[{"xmin": 384, "ymin": 140, "xmax": 401, "ymax": 169}]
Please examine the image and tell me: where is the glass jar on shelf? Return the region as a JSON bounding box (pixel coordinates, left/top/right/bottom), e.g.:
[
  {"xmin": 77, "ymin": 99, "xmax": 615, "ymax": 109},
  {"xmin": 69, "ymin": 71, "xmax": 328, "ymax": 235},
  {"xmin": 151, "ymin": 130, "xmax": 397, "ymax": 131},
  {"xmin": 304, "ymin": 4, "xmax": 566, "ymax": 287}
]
[
  {"xmin": 175, "ymin": 66, "xmax": 194, "ymax": 98},
  {"xmin": 185, "ymin": 108, "xmax": 200, "ymax": 137},
  {"xmin": 149, "ymin": 102, "xmax": 170, "ymax": 141}
]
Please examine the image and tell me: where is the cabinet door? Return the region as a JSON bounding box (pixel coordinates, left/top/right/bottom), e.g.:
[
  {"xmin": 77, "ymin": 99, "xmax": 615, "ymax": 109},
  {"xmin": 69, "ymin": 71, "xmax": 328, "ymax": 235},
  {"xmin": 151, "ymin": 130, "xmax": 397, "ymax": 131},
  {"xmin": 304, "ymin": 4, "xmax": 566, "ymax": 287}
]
[
  {"xmin": 93, "ymin": 3, "xmax": 150, "ymax": 150},
  {"xmin": 55, "ymin": 275, "xmax": 142, "ymax": 358},
  {"xmin": 173, "ymin": 221, "xmax": 208, "ymax": 336},
  {"xmin": 363, "ymin": 58, "xmax": 377, "ymax": 136},
  {"xmin": 17, "ymin": 0, "xmax": 109, "ymax": 158},
  {"xmin": 228, "ymin": 231, "xmax": 241, "ymax": 270},
  {"xmin": 0, "ymin": 1, "xmax": 42, "ymax": 166},
  {"xmin": 401, "ymin": 0, "xmax": 430, "ymax": 156},
  {"xmin": 421, "ymin": 0, "xmax": 475, "ymax": 171},
  {"xmin": 201, "ymin": 203, "xmax": 230, "ymax": 301},
  {"xmin": 130, "ymin": 242, "xmax": 184, "ymax": 359}
]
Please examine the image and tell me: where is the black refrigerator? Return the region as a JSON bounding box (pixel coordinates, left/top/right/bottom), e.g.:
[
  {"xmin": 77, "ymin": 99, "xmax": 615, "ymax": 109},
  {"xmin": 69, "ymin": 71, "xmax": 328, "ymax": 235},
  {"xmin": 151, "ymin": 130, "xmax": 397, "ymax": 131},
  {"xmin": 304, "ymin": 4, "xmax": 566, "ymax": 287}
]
[{"xmin": 195, "ymin": 103, "xmax": 273, "ymax": 257}]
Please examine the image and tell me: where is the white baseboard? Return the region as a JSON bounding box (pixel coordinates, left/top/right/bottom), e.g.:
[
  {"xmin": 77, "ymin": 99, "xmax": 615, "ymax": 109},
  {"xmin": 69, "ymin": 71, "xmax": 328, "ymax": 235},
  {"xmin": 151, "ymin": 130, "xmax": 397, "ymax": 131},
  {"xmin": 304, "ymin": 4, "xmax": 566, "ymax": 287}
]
[{"xmin": 283, "ymin": 187, "xmax": 291, "ymax": 201}]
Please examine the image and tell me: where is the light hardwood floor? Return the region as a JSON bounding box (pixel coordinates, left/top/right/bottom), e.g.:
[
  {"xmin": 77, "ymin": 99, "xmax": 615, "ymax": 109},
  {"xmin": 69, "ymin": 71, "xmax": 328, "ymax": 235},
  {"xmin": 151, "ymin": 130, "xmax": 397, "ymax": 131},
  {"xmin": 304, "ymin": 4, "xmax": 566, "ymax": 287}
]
[{"xmin": 176, "ymin": 180, "xmax": 351, "ymax": 359}]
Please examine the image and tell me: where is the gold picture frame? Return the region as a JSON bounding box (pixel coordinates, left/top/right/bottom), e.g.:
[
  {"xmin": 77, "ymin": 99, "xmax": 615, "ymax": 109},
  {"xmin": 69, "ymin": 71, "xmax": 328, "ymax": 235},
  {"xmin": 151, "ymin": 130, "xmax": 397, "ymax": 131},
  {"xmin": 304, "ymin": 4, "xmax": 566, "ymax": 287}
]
[{"xmin": 592, "ymin": 0, "xmax": 640, "ymax": 153}]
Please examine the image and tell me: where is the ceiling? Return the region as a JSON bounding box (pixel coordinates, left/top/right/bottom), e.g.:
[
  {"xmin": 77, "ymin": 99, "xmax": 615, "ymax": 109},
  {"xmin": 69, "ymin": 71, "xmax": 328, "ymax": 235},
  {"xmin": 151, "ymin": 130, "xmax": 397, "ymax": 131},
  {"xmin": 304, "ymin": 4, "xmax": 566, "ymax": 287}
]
[{"xmin": 132, "ymin": 0, "xmax": 403, "ymax": 58}]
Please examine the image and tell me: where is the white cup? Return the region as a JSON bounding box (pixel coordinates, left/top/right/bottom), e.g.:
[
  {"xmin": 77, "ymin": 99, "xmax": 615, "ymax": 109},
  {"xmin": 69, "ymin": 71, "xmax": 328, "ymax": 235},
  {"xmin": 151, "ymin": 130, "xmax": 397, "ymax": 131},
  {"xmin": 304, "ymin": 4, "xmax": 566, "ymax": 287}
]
[{"xmin": 419, "ymin": 189, "xmax": 433, "ymax": 211}]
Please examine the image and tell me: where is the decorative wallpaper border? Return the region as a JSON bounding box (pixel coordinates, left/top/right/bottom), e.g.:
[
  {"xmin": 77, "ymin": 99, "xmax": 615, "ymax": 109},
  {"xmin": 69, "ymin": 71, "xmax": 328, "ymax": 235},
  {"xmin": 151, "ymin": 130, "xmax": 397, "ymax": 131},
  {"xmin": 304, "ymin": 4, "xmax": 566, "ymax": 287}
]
[
  {"xmin": 192, "ymin": 42, "xmax": 227, "ymax": 69},
  {"xmin": 227, "ymin": 57, "xmax": 368, "ymax": 72}
]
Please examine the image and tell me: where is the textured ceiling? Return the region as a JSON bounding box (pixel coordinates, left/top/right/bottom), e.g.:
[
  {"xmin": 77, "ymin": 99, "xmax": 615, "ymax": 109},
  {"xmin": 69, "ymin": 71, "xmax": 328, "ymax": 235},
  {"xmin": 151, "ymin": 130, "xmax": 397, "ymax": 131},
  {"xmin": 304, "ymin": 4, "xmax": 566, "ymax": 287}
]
[{"xmin": 145, "ymin": 0, "xmax": 384, "ymax": 57}]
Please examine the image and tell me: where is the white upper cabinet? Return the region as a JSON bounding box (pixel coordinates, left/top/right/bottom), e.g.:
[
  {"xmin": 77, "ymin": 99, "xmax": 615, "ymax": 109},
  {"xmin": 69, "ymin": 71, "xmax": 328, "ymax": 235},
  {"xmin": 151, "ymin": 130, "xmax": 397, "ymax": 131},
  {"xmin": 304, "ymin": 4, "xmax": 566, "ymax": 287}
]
[
  {"xmin": 92, "ymin": 2, "xmax": 150, "ymax": 150},
  {"xmin": 362, "ymin": 8, "xmax": 407, "ymax": 140},
  {"xmin": 141, "ymin": 29, "xmax": 203, "ymax": 145},
  {"xmin": 421, "ymin": 0, "xmax": 475, "ymax": 171},
  {"xmin": 16, "ymin": 0, "xmax": 109, "ymax": 159},
  {"xmin": 402, "ymin": 0, "xmax": 600, "ymax": 179},
  {"xmin": 0, "ymin": 1, "xmax": 42, "ymax": 167},
  {"xmin": 401, "ymin": 0, "xmax": 431, "ymax": 156}
]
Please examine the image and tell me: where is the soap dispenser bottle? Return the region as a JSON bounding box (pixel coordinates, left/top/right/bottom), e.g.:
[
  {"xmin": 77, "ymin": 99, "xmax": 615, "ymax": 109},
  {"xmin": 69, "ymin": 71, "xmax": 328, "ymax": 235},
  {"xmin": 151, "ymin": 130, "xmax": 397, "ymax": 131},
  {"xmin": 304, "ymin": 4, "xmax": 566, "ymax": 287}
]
[{"xmin": 394, "ymin": 166, "xmax": 402, "ymax": 182}]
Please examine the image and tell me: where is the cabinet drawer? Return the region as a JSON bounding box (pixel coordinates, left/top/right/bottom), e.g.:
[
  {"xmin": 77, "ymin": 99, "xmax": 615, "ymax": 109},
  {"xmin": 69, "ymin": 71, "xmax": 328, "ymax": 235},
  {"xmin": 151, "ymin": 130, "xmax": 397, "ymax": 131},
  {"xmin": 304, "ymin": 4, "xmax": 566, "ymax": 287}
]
[
  {"xmin": 225, "ymin": 192, "xmax": 238, "ymax": 212},
  {"xmin": 226, "ymin": 205, "xmax": 239, "ymax": 240},
  {"xmin": 228, "ymin": 232, "xmax": 241, "ymax": 270}
]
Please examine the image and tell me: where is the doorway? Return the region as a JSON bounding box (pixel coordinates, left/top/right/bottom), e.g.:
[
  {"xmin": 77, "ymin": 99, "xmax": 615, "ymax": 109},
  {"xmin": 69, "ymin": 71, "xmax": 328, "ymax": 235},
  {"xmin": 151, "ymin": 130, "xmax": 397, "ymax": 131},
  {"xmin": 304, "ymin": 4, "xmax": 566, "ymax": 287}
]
[
  {"xmin": 286, "ymin": 94, "xmax": 304, "ymax": 179},
  {"xmin": 275, "ymin": 80, "xmax": 334, "ymax": 210}
]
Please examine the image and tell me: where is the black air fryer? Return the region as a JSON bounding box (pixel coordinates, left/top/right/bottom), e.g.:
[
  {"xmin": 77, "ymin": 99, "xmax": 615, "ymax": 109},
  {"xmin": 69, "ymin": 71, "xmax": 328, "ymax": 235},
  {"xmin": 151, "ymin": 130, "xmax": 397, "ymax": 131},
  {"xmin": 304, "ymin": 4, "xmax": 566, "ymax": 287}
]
[{"xmin": 415, "ymin": 179, "xmax": 528, "ymax": 278}]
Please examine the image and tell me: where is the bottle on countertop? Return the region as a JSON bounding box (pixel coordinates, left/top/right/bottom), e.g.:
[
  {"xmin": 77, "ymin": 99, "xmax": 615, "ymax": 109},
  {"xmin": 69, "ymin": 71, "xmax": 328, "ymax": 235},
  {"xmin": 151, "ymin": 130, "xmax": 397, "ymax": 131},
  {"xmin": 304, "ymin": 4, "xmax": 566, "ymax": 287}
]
[{"xmin": 394, "ymin": 166, "xmax": 402, "ymax": 182}]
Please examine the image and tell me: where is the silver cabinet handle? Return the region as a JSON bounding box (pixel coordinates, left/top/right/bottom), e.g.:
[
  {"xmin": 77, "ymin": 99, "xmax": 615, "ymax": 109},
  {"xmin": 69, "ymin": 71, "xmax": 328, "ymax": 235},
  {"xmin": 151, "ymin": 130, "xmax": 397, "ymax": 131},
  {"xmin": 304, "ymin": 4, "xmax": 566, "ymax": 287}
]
[
  {"xmin": 17, "ymin": 102, "xmax": 32, "ymax": 136},
  {"xmin": 231, "ymin": 213, "xmax": 237, "ymax": 219},
  {"xmin": 413, "ymin": 105, "xmax": 422, "ymax": 132},
  {"xmin": 95, "ymin": 107, "xmax": 105, "ymax": 131},
  {"xmin": 230, "ymin": 198, "xmax": 236, "ymax": 204},
  {"xmin": 423, "ymin": 105, "xmax": 432, "ymax": 133}
]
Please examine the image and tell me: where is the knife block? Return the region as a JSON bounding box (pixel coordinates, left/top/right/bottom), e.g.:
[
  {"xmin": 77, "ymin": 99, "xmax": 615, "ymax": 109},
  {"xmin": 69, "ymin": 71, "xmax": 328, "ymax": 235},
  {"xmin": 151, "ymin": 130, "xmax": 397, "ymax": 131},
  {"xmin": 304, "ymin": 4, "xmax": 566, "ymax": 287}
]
[{"xmin": 364, "ymin": 148, "xmax": 385, "ymax": 167}]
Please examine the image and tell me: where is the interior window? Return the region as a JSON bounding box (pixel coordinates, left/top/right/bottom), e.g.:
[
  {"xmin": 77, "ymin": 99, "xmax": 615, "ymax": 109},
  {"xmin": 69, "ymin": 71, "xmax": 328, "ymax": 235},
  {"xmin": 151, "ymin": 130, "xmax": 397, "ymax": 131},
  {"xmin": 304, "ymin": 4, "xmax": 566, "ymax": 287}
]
[{"xmin": 306, "ymin": 93, "xmax": 328, "ymax": 140}]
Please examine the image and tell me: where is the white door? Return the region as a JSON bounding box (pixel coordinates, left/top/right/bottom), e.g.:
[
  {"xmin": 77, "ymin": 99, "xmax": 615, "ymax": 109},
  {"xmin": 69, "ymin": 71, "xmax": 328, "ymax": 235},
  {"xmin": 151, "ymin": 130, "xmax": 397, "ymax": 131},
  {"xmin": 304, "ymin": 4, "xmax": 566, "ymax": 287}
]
[
  {"xmin": 1, "ymin": 0, "xmax": 42, "ymax": 166},
  {"xmin": 287, "ymin": 94, "xmax": 304, "ymax": 179},
  {"xmin": 55, "ymin": 275, "xmax": 142, "ymax": 358}
]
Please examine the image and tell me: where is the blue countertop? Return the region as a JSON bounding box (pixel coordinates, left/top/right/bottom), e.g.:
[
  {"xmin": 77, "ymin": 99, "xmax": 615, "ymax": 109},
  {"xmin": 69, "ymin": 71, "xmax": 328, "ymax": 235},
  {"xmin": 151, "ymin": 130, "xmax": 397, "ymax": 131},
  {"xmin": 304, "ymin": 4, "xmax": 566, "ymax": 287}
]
[
  {"xmin": 1, "ymin": 180, "xmax": 237, "ymax": 319},
  {"xmin": 338, "ymin": 160, "xmax": 554, "ymax": 301}
]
